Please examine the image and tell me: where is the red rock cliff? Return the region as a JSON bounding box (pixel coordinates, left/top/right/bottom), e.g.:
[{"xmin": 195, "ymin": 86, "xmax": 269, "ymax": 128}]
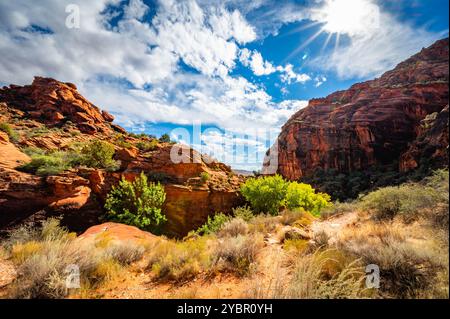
[{"xmin": 265, "ymin": 38, "xmax": 449, "ymax": 180}]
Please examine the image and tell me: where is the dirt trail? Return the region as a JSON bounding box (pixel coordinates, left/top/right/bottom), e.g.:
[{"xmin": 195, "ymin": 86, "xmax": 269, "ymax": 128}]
[{"xmin": 310, "ymin": 211, "xmax": 359, "ymax": 244}]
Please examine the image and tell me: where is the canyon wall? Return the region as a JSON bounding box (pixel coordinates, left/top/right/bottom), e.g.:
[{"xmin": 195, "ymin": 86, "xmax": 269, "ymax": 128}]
[{"xmin": 265, "ymin": 38, "xmax": 449, "ymax": 180}]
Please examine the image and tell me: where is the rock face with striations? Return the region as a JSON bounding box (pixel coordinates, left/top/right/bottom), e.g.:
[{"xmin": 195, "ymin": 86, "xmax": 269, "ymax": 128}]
[
  {"xmin": 0, "ymin": 77, "xmax": 243, "ymax": 237},
  {"xmin": 265, "ymin": 38, "xmax": 449, "ymax": 180}
]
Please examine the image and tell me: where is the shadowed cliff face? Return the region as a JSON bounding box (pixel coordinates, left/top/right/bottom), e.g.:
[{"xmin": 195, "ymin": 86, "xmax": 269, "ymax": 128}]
[
  {"xmin": 266, "ymin": 38, "xmax": 449, "ymax": 180},
  {"xmin": 0, "ymin": 77, "xmax": 243, "ymax": 237}
]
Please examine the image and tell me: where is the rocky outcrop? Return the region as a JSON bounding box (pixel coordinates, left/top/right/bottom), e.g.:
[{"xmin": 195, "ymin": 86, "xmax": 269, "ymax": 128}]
[
  {"xmin": 78, "ymin": 222, "xmax": 158, "ymax": 243},
  {"xmin": 266, "ymin": 38, "xmax": 449, "ymax": 180},
  {"xmin": 0, "ymin": 77, "xmax": 243, "ymax": 237},
  {"xmin": 0, "ymin": 77, "xmax": 123, "ymax": 135},
  {"xmin": 400, "ymin": 105, "xmax": 449, "ymax": 171}
]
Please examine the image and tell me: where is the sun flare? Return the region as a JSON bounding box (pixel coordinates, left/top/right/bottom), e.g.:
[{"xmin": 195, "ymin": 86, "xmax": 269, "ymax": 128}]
[{"xmin": 320, "ymin": 0, "xmax": 380, "ymax": 36}]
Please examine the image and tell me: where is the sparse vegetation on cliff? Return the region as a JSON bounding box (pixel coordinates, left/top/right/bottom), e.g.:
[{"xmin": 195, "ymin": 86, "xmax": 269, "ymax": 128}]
[
  {"xmin": 0, "ymin": 122, "xmax": 19, "ymax": 142},
  {"xmin": 19, "ymin": 139, "xmax": 119, "ymax": 175},
  {"xmin": 80, "ymin": 140, "xmax": 119, "ymax": 171}
]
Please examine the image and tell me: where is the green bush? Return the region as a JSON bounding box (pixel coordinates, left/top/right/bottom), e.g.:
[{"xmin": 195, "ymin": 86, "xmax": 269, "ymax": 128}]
[
  {"xmin": 232, "ymin": 206, "xmax": 255, "ymax": 222},
  {"xmin": 104, "ymin": 172, "xmax": 167, "ymax": 233},
  {"xmin": 19, "ymin": 150, "xmax": 79, "ymax": 176},
  {"xmin": 240, "ymin": 175, "xmax": 289, "ymax": 215},
  {"xmin": 240, "ymin": 175, "xmax": 331, "ymax": 216},
  {"xmin": 285, "ymin": 182, "xmax": 332, "ymax": 216},
  {"xmin": 194, "ymin": 213, "xmax": 230, "ymax": 235},
  {"xmin": 19, "ymin": 141, "xmax": 118, "ymax": 176},
  {"xmin": 361, "ymin": 183, "xmax": 441, "ymax": 220},
  {"xmin": 200, "ymin": 172, "xmax": 210, "ymax": 183},
  {"xmin": 80, "ymin": 140, "xmax": 118, "ymax": 170},
  {"xmin": 159, "ymin": 133, "xmax": 171, "ymax": 143},
  {"xmin": 136, "ymin": 139, "xmax": 158, "ymax": 151},
  {"xmin": 0, "ymin": 122, "xmax": 19, "ymax": 142}
]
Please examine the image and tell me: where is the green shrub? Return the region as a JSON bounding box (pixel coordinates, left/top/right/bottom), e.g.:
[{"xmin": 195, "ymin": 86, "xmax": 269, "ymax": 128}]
[
  {"xmin": 19, "ymin": 151, "xmax": 74, "ymax": 176},
  {"xmin": 104, "ymin": 172, "xmax": 167, "ymax": 233},
  {"xmin": 240, "ymin": 175, "xmax": 289, "ymax": 215},
  {"xmin": 232, "ymin": 206, "xmax": 254, "ymax": 222},
  {"xmin": 0, "ymin": 122, "xmax": 19, "ymax": 142},
  {"xmin": 80, "ymin": 140, "xmax": 118, "ymax": 170},
  {"xmin": 200, "ymin": 172, "xmax": 210, "ymax": 183},
  {"xmin": 285, "ymin": 182, "xmax": 332, "ymax": 215},
  {"xmin": 159, "ymin": 133, "xmax": 171, "ymax": 143},
  {"xmin": 361, "ymin": 183, "xmax": 441, "ymax": 220},
  {"xmin": 194, "ymin": 213, "xmax": 230, "ymax": 235},
  {"xmin": 241, "ymin": 175, "xmax": 331, "ymax": 216},
  {"xmin": 136, "ymin": 139, "xmax": 158, "ymax": 151}
]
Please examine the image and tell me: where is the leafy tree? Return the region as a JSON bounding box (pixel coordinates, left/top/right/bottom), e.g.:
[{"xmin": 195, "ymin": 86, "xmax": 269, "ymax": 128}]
[
  {"xmin": 240, "ymin": 175, "xmax": 289, "ymax": 215},
  {"xmin": 104, "ymin": 172, "xmax": 167, "ymax": 233},
  {"xmin": 240, "ymin": 175, "xmax": 332, "ymax": 216},
  {"xmin": 285, "ymin": 182, "xmax": 332, "ymax": 215}
]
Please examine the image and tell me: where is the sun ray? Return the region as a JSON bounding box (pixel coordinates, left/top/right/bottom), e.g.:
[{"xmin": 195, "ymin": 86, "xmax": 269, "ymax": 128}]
[
  {"xmin": 320, "ymin": 32, "xmax": 333, "ymax": 55},
  {"xmin": 281, "ymin": 21, "xmax": 323, "ymax": 37},
  {"xmin": 284, "ymin": 28, "xmax": 324, "ymax": 62},
  {"xmin": 333, "ymin": 32, "xmax": 341, "ymax": 56}
]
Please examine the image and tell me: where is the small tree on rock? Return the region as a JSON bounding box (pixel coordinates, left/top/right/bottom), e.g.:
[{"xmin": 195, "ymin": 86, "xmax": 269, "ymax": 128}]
[{"xmin": 105, "ymin": 172, "xmax": 167, "ymax": 233}]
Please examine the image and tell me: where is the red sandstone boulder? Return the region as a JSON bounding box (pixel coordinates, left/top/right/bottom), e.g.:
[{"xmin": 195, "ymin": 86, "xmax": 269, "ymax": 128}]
[{"xmin": 78, "ymin": 222, "xmax": 158, "ymax": 243}]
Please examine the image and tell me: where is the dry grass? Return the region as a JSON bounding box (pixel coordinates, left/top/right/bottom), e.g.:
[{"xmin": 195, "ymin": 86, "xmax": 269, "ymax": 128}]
[
  {"xmin": 248, "ymin": 214, "xmax": 279, "ymax": 234},
  {"xmin": 320, "ymin": 201, "xmax": 360, "ymax": 219},
  {"xmin": 218, "ymin": 218, "xmax": 249, "ymax": 238},
  {"xmin": 4, "ymin": 219, "xmax": 146, "ymax": 299},
  {"xmin": 246, "ymin": 249, "xmax": 366, "ymax": 299},
  {"xmin": 335, "ymin": 221, "xmax": 448, "ymax": 298},
  {"xmin": 212, "ymin": 233, "xmax": 264, "ymax": 276},
  {"xmin": 147, "ymin": 236, "xmax": 212, "ymax": 282}
]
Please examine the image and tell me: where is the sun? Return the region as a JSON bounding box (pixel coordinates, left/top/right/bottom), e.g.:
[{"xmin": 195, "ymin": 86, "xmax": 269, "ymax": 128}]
[
  {"xmin": 284, "ymin": 0, "xmax": 381, "ymax": 61},
  {"xmin": 320, "ymin": 0, "xmax": 380, "ymax": 36}
]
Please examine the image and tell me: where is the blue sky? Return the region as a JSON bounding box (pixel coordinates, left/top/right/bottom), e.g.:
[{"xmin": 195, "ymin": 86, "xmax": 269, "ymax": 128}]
[{"xmin": 0, "ymin": 0, "xmax": 448, "ymax": 170}]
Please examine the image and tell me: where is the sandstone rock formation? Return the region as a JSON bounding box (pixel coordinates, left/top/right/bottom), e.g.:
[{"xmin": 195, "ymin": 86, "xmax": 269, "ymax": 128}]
[
  {"xmin": 0, "ymin": 77, "xmax": 120, "ymax": 135},
  {"xmin": 265, "ymin": 38, "xmax": 449, "ymax": 180},
  {"xmin": 0, "ymin": 77, "xmax": 243, "ymax": 237}
]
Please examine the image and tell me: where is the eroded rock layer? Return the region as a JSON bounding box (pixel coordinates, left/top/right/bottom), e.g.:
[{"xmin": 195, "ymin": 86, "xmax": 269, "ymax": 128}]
[{"xmin": 266, "ymin": 38, "xmax": 449, "ymax": 180}]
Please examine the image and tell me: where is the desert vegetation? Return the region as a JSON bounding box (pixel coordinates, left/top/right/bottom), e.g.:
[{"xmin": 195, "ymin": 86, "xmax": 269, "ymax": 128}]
[
  {"xmin": 19, "ymin": 139, "xmax": 119, "ymax": 175},
  {"xmin": 0, "ymin": 170, "xmax": 448, "ymax": 299},
  {"xmin": 104, "ymin": 172, "xmax": 167, "ymax": 234}
]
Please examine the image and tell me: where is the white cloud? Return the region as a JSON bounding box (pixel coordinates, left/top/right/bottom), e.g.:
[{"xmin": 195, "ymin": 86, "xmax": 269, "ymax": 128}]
[
  {"xmin": 277, "ymin": 64, "xmax": 311, "ymax": 84},
  {"xmin": 208, "ymin": 8, "xmax": 257, "ymax": 44},
  {"xmin": 314, "ymin": 75, "xmax": 327, "ymax": 87},
  {"xmin": 240, "ymin": 48, "xmax": 311, "ymax": 83},
  {"xmin": 239, "ymin": 48, "xmax": 276, "ymax": 75}
]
